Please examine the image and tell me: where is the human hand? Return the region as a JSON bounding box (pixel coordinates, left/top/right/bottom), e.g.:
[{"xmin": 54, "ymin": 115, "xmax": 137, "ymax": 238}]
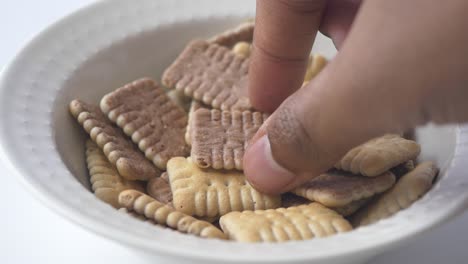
[{"xmin": 244, "ymin": 0, "xmax": 468, "ymax": 194}]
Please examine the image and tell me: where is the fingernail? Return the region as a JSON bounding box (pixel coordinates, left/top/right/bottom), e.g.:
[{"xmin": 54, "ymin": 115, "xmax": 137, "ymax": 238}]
[{"xmin": 244, "ymin": 135, "xmax": 296, "ymax": 194}]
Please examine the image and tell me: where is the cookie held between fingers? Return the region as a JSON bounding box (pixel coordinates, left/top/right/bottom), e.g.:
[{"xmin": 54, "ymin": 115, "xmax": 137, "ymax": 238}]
[
  {"xmin": 70, "ymin": 99, "xmax": 160, "ymax": 181},
  {"xmin": 208, "ymin": 21, "xmax": 254, "ymax": 48},
  {"xmin": 219, "ymin": 203, "xmax": 352, "ymax": 242},
  {"xmin": 191, "ymin": 108, "xmax": 268, "ymax": 170},
  {"xmin": 352, "ymin": 162, "xmax": 438, "ymax": 227},
  {"xmin": 167, "ymin": 157, "xmax": 281, "ymax": 217},
  {"xmin": 162, "ymin": 40, "xmax": 251, "ymax": 110},
  {"xmin": 100, "ymin": 78, "xmax": 189, "ymax": 170},
  {"xmin": 335, "ymin": 134, "xmax": 421, "ymax": 177},
  {"xmin": 292, "ymin": 170, "xmax": 396, "ymax": 207},
  {"xmin": 118, "ymin": 190, "xmax": 227, "ymax": 239}
]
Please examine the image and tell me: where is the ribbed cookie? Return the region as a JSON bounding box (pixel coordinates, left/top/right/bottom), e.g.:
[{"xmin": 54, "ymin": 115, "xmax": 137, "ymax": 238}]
[
  {"xmin": 352, "ymin": 162, "xmax": 438, "ymax": 226},
  {"xmin": 209, "ymin": 21, "xmax": 254, "ymax": 47},
  {"xmin": 118, "ymin": 190, "xmax": 226, "ymax": 239},
  {"xmin": 85, "ymin": 140, "xmax": 144, "ymax": 208},
  {"xmin": 167, "ymin": 157, "xmax": 281, "ymax": 217},
  {"xmin": 191, "ymin": 109, "xmax": 268, "ymax": 170},
  {"xmin": 146, "ymin": 172, "xmax": 173, "ymax": 205},
  {"xmin": 162, "ymin": 40, "xmax": 251, "ymax": 111},
  {"xmin": 292, "ymin": 170, "xmax": 396, "ymax": 207},
  {"xmin": 335, "ymin": 134, "xmax": 421, "ymax": 177},
  {"xmin": 166, "ymin": 89, "xmax": 192, "ymax": 112},
  {"xmin": 330, "ymin": 199, "xmax": 371, "ymax": 217},
  {"xmin": 219, "ymin": 203, "xmax": 352, "ymax": 242},
  {"xmin": 185, "ymin": 100, "xmax": 208, "ymax": 146},
  {"xmin": 70, "ymin": 99, "xmax": 159, "ymax": 181},
  {"xmin": 100, "ymin": 78, "xmax": 189, "ymax": 170}
]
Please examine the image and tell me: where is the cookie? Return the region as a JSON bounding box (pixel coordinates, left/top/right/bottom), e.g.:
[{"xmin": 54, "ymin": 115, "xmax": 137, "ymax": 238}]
[
  {"xmin": 166, "ymin": 89, "xmax": 192, "ymax": 112},
  {"xmin": 281, "ymin": 193, "xmax": 311, "ymax": 208},
  {"xmin": 162, "ymin": 40, "xmax": 251, "ymax": 111},
  {"xmin": 185, "ymin": 100, "xmax": 207, "ymax": 146},
  {"xmin": 118, "ymin": 190, "xmax": 227, "ymax": 239},
  {"xmin": 335, "ymin": 134, "xmax": 421, "ymax": 177},
  {"xmin": 118, "ymin": 207, "xmax": 148, "ymax": 221},
  {"xmin": 219, "ymin": 203, "xmax": 352, "ymax": 242},
  {"xmin": 232, "ymin": 41, "xmax": 251, "ymax": 58},
  {"xmin": 292, "ymin": 170, "xmax": 396, "ymax": 207},
  {"xmin": 85, "ymin": 140, "xmax": 144, "ymax": 208},
  {"xmin": 167, "ymin": 157, "xmax": 281, "ymax": 217},
  {"xmin": 70, "ymin": 99, "xmax": 159, "ymax": 181},
  {"xmin": 100, "ymin": 78, "xmax": 189, "ymax": 170},
  {"xmin": 191, "ymin": 109, "xmax": 268, "ymax": 170},
  {"xmin": 352, "ymin": 162, "xmax": 438, "ymax": 226},
  {"xmin": 331, "ymin": 199, "xmax": 370, "ymax": 217},
  {"xmin": 303, "ymin": 54, "xmax": 327, "ymax": 84},
  {"xmin": 146, "ymin": 172, "xmax": 173, "ymax": 205},
  {"xmin": 390, "ymin": 160, "xmax": 415, "ymax": 178},
  {"xmin": 209, "ymin": 21, "xmax": 254, "ymax": 47}
]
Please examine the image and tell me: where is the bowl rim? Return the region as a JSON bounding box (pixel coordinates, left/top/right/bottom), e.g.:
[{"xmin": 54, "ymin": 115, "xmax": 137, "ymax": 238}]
[{"xmin": 1, "ymin": 0, "xmax": 468, "ymax": 262}]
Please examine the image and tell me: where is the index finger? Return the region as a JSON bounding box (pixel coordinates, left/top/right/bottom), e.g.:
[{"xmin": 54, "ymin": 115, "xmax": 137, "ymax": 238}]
[{"xmin": 249, "ymin": 0, "xmax": 326, "ymax": 112}]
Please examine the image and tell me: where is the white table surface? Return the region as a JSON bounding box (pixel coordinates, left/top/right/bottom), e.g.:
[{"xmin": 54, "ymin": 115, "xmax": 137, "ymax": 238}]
[{"xmin": 1, "ymin": 1, "xmax": 468, "ymax": 263}]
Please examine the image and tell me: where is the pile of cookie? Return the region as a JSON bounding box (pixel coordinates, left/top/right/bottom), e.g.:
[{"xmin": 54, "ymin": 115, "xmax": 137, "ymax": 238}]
[{"xmin": 69, "ymin": 21, "xmax": 438, "ymax": 243}]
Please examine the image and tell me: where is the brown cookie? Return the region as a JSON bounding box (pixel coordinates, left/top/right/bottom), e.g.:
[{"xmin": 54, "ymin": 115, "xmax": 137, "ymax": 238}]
[
  {"xmin": 162, "ymin": 40, "xmax": 251, "ymax": 111},
  {"xmin": 146, "ymin": 172, "xmax": 173, "ymax": 205},
  {"xmin": 208, "ymin": 21, "xmax": 254, "ymax": 48},
  {"xmin": 185, "ymin": 100, "xmax": 208, "ymax": 146},
  {"xmin": 100, "ymin": 78, "xmax": 189, "ymax": 170},
  {"xmin": 335, "ymin": 134, "xmax": 421, "ymax": 177},
  {"xmin": 69, "ymin": 99, "xmax": 160, "ymax": 181},
  {"xmin": 85, "ymin": 140, "xmax": 144, "ymax": 208},
  {"xmin": 292, "ymin": 170, "xmax": 396, "ymax": 207},
  {"xmin": 191, "ymin": 108, "xmax": 268, "ymax": 170}
]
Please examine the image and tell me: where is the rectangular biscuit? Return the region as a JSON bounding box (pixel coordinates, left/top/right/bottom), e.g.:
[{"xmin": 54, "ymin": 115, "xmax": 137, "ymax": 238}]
[
  {"xmin": 219, "ymin": 203, "xmax": 352, "ymax": 242},
  {"xmin": 146, "ymin": 172, "xmax": 173, "ymax": 205},
  {"xmin": 335, "ymin": 134, "xmax": 421, "ymax": 177},
  {"xmin": 119, "ymin": 190, "xmax": 226, "ymax": 239},
  {"xmin": 69, "ymin": 99, "xmax": 160, "ymax": 181},
  {"xmin": 185, "ymin": 100, "xmax": 208, "ymax": 146},
  {"xmin": 162, "ymin": 40, "xmax": 251, "ymax": 111},
  {"xmin": 292, "ymin": 170, "xmax": 396, "ymax": 207},
  {"xmin": 100, "ymin": 78, "xmax": 189, "ymax": 170},
  {"xmin": 86, "ymin": 140, "xmax": 144, "ymax": 208},
  {"xmin": 208, "ymin": 21, "xmax": 254, "ymax": 48},
  {"xmin": 352, "ymin": 162, "xmax": 438, "ymax": 226},
  {"xmin": 167, "ymin": 157, "xmax": 281, "ymax": 217},
  {"xmin": 191, "ymin": 108, "xmax": 268, "ymax": 170}
]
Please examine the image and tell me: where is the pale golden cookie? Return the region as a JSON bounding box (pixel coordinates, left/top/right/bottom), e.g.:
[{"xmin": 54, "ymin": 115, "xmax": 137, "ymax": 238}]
[
  {"xmin": 191, "ymin": 109, "xmax": 268, "ymax": 170},
  {"xmin": 303, "ymin": 54, "xmax": 327, "ymax": 84},
  {"xmin": 146, "ymin": 172, "xmax": 173, "ymax": 205},
  {"xmin": 209, "ymin": 21, "xmax": 254, "ymax": 48},
  {"xmin": 166, "ymin": 89, "xmax": 192, "ymax": 112},
  {"xmin": 100, "ymin": 78, "xmax": 189, "ymax": 170},
  {"xmin": 118, "ymin": 190, "xmax": 226, "ymax": 239},
  {"xmin": 352, "ymin": 162, "xmax": 438, "ymax": 226},
  {"xmin": 70, "ymin": 100, "xmax": 160, "ymax": 181},
  {"xmin": 335, "ymin": 134, "xmax": 421, "ymax": 177},
  {"xmin": 167, "ymin": 157, "xmax": 281, "ymax": 217},
  {"xmin": 85, "ymin": 140, "xmax": 144, "ymax": 208},
  {"xmin": 292, "ymin": 170, "xmax": 396, "ymax": 207},
  {"xmin": 232, "ymin": 41, "xmax": 251, "ymax": 58},
  {"xmin": 162, "ymin": 40, "xmax": 251, "ymax": 110},
  {"xmin": 219, "ymin": 203, "xmax": 352, "ymax": 242}
]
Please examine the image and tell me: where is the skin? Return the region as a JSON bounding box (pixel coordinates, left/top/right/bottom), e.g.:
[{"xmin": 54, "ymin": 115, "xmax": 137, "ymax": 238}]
[{"xmin": 244, "ymin": 0, "xmax": 468, "ymax": 194}]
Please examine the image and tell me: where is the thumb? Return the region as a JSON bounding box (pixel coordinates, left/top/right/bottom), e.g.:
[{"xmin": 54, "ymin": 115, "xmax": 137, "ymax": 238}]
[{"xmin": 244, "ymin": 0, "xmax": 468, "ymax": 194}]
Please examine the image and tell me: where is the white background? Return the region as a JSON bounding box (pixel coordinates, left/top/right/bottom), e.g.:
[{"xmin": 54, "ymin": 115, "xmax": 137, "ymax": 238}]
[{"xmin": 1, "ymin": 1, "xmax": 468, "ymax": 263}]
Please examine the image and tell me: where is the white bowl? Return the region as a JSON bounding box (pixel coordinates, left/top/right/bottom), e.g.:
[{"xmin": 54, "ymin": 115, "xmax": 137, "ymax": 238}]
[{"xmin": 1, "ymin": 0, "xmax": 468, "ymax": 263}]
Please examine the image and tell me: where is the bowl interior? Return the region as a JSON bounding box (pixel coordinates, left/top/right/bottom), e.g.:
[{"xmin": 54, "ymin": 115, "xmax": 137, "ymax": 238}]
[{"xmin": 1, "ymin": 1, "xmax": 466, "ymax": 262}]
